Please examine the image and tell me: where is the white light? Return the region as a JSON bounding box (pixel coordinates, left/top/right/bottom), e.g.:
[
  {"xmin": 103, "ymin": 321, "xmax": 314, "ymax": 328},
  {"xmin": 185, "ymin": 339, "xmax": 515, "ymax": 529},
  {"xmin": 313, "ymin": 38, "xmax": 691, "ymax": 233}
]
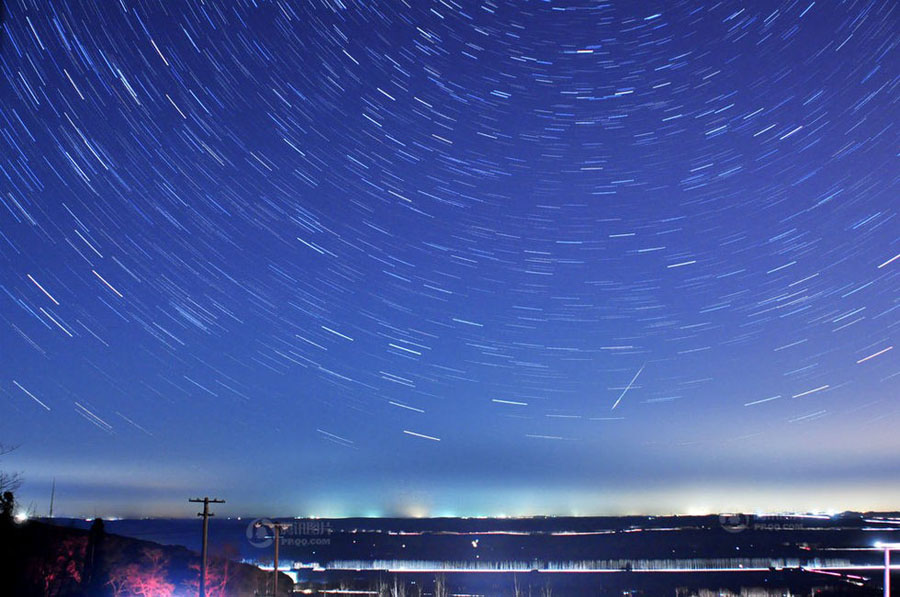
[{"xmin": 14, "ymin": 512, "xmax": 28, "ymax": 523}]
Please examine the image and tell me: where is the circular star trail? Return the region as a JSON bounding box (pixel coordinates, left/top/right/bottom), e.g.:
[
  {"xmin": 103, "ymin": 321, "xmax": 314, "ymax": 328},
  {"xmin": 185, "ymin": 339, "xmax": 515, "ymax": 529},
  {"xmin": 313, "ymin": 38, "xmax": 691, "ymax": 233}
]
[{"xmin": 0, "ymin": 0, "xmax": 897, "ymax": 515}]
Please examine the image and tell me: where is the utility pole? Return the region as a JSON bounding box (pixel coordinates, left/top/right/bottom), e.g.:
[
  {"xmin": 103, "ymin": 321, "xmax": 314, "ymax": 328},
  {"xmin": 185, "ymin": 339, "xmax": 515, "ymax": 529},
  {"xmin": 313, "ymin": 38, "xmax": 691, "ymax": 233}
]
[
  {"xmin": 189, "ymin": 497, "xmax": 225, "ymax": 597},
  {"xmin": 255, "ymin": 520, "xmax": 292, "ymax": 596},
  {"xmin": 48, "ymin": 478, "xmax": 55, "ymax": 518}
]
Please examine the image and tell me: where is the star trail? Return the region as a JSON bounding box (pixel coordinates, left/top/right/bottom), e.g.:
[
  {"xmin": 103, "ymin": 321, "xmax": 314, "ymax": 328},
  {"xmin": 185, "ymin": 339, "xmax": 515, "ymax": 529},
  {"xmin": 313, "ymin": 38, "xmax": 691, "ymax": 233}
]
[{"xmin": 0, "ymin": 0, "xmax": 897, "ymax": 517}]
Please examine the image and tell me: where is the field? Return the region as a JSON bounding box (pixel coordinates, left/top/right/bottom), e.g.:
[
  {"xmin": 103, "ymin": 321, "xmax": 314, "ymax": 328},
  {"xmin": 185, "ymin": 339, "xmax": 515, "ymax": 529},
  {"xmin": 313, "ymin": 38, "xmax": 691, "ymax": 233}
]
[{"xmin": 55, "ymin": 512, "xmax": 899, "ymax": 595}]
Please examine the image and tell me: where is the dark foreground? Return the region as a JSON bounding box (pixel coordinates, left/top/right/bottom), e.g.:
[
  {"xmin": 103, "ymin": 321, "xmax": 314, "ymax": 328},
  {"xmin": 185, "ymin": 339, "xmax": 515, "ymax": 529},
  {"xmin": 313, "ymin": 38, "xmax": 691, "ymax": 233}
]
[
  {"xmin": 0, "ymin": 517, "xmax": 292, "ymax": 596},
  {"xmin": 48, "ymin": 511, "xmax": 898, "ymax": 595}
]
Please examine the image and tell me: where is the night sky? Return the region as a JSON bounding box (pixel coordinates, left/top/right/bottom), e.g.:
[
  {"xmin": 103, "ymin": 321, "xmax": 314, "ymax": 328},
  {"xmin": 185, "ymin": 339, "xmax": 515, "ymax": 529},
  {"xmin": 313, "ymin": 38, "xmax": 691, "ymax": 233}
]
[{"xmin": 1, "ymin": 0, "xmax": 897, "ymax": 518}]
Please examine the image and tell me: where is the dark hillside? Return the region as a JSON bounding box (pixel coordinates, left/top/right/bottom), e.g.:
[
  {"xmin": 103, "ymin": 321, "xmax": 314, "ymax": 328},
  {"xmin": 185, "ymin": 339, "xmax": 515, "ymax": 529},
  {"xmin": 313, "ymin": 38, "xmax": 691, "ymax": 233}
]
[{"xmin": 0, "ymin": 517, "xmax": 292, "ymax": 596}]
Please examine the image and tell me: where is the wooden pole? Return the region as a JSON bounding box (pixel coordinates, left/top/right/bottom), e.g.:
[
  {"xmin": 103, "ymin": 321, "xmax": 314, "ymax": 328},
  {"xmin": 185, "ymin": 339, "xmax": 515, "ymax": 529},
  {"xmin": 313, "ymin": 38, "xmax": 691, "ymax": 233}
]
[{"xmin": 189, "ymin": 497, "xmax": 225, "ymax": 597}]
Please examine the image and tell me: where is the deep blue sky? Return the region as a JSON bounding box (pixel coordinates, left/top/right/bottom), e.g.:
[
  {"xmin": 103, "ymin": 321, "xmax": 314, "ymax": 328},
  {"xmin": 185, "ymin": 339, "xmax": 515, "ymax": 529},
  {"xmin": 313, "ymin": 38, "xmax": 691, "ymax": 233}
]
[{"xmin": 1, "ymin": 0, "xmax": 897, "ymax": 518}]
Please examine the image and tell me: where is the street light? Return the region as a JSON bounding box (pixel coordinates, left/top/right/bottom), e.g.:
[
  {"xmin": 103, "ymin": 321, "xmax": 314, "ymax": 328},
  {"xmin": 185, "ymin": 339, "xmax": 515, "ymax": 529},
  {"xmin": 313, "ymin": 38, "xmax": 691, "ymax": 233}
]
[
  {"xmin": 874, "ymin": 542, "xmax": 900, "ymax": 597},
  {"xmin": 255, "ymin": 520, "xmax": 292, "ymax": 597}
]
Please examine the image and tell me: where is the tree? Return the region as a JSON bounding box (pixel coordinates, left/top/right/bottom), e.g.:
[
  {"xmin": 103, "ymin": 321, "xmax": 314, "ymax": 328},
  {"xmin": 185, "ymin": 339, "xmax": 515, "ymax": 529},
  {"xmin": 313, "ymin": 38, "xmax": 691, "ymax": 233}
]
[
  {"xmin": 391, "ymin": 577, "xmax": 407, "ymax": 597},
  {"xmin": 28, "ymin": 534, "xmax": 87, "ymax": 597},
  {"xmin": 375, "ymin": 578, "xmax": 389, "ymax": 597},
  {"xmin": 186, "ymin": 553, "xmax": 233, "ymax": 597},
  {"xmin": 433, "ymin": 574, "xmax": 449, "ymax": 597},
  {"xmin": 0, "ymin": 491, "xmax": 15, "ymax": 521},
  {"xmin": 375, "ymin": 577, "xmax": 407, "ymax": 597},
  {"xmin": 106, "ymin": 547, "xmax": 174, "ymax": 597},
  {"xmin": 83, "ymin": 517, "xmax": 108, "ymax": 592},
  {"xmin": 184, "ymin": 544, "xmax": 285, "ymax": 596},
  {"xmin": 0, "ymin": 443, "xmax": 22, "ymax": 517}
]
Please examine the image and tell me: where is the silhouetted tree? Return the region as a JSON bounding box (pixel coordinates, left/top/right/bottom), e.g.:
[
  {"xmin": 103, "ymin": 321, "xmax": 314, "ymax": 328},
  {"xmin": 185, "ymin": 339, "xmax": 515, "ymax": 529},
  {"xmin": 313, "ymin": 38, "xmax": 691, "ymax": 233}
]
[
  {"xmin": 0, "ymin": 491, "xmax": 15, "ymax": 521},
  {"xmin": 0, "ymin": 443, "xmax": 21, "ymax": 522},
  {"xmin": 28, "ymin": 533, "xmax": 87, "ymax": 597},
  {"xmin": 186, "ymin": 544, "xmax": 279, "ymax": 597},
  {"xmin": 83, "ymin": 517, "xmax": 108, "ymax": 594}
]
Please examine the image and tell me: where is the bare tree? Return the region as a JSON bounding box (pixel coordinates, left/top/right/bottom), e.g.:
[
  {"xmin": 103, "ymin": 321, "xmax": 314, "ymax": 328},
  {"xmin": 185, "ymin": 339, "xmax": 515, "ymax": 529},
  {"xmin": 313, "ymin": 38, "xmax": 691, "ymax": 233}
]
[
  {"xmin": 0, "ymin": 443, "xmax": 22, "ymax": 494},
  {"xmin": 433, "ymin": 574, "xmax": 448, "ymax": 597},
  {"xmin": 108, "ymin": 547, "xmax": 174, "ymax": 597},
  {"xmin": 0, "ymin": 443, "xmax": 21, "ymax": 521},
  {"xmin": 375, "ymin": 578, "xmax": 389, "ymax": 597},
  {"xmin": 390, "ymin": 577, "xmax": 407, "ymax": 597}
]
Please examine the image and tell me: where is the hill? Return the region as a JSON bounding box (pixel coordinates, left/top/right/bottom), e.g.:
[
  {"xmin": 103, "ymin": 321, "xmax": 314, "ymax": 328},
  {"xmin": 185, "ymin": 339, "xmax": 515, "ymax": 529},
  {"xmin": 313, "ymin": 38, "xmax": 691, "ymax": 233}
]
[{"xmin": 0, "ymin": 517, "xmax": 292, "ymax": 596}]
